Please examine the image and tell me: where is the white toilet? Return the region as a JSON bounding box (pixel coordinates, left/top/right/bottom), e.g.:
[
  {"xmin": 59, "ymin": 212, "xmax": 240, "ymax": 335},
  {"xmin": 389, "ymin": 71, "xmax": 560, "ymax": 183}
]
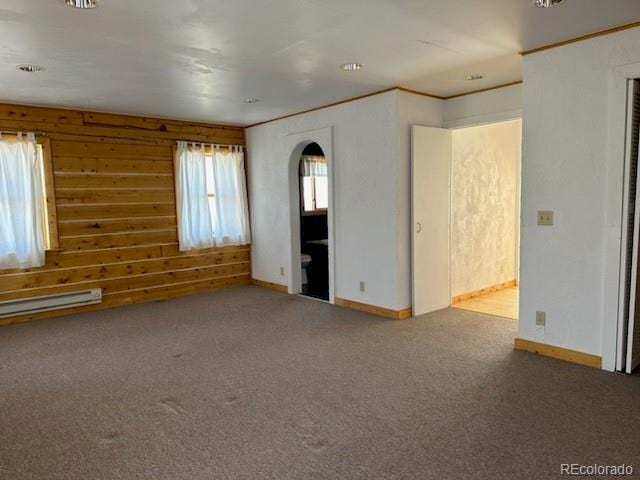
[{"xmin": 301, "ymin": 254, "xmax": 312, "ymax": 285}]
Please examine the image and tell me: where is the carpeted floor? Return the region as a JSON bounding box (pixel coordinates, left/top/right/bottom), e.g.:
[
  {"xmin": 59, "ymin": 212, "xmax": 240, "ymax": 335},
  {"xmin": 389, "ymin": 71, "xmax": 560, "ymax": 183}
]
[{"xmin": 1, "ymin": 285, "xmax": 639, "ymax": 480}]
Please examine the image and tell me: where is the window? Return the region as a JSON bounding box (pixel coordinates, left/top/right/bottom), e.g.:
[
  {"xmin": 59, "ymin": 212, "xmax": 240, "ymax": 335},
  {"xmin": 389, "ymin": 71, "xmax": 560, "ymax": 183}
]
[
  {"xmin": 175, "ymin": 142, "xmax": 251, "ymax": 251},
  {"xmin": 0, "ymin": 132, "xmax": 57, "ymax": 270},
  {"xmin": 301, "ymin": 154, "xmax": 328, "ymax": 214}
]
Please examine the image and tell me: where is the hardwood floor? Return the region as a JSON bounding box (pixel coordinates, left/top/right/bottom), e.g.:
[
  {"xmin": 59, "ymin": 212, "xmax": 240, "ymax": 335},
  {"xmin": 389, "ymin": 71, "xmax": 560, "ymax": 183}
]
[{"xmin": 452, "ymin": 286, "xmax": 519, "ymax": 319}]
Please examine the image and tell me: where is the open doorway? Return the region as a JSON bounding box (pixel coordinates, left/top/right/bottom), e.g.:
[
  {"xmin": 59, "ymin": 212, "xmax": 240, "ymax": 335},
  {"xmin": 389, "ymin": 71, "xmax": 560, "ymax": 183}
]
[
  {"xmin": 298, "ymin": 143, "xmax": 329, "ymax": 301},
  {"xmin": 449, "ymin": 119, "xmax": 522, "ymax": 320},
  {"xmin": 411, "ymin": 119, "xmax": 522, "ymax": 320}
]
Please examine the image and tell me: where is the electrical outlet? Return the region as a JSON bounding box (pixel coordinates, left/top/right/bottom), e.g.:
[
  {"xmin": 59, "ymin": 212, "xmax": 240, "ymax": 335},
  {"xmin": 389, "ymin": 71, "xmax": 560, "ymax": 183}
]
[
  {"xmin": 536, "ymin": 311, "xmax": 546, "ymax": 327},
  {"xmin": 359, "ymin": 281, "xmax": 365, "ymax": 292},
  {"xmin": 537, "ymin": 210, "xmax": 554, "ymax": 226},
  {"xmin": 280, "ymin": 267, "xmax": 285, "ymax": 276}
]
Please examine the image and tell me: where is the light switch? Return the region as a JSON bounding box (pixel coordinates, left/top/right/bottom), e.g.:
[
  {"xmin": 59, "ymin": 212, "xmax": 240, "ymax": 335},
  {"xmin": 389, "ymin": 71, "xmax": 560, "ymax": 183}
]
[{"xmin": 537, "ymin": 210, "xmax": 553, "ymax": 226}]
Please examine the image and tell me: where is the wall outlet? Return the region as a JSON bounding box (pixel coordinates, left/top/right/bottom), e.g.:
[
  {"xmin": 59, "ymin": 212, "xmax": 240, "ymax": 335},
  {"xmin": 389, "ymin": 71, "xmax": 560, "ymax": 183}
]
[
  {"xmin": 536, "ymin": 311, "xmax": 546, "ymax": 327},
  {"xmin": 359, "ymin": 281, "xmax": 365, "ymax": 292},
  {"xmin": 537, "ymin": 210, "xmax": 554, "ymax": 226},
  {"xmin": 280, "ymin": 267, "xmax": 285, "ymax": 276}
]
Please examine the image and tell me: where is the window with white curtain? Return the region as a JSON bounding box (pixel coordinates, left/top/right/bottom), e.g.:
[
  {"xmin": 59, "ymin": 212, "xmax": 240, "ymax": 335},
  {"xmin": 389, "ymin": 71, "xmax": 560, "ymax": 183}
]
[
  {"xmin": 175, "ymin": 142, "xmax": 251, "ymax": 250},
  {"xmin": 0, "ymin": 132, "xmax": 50, "ymax": 269},
  {"xmin": 301, "ymin": 154, "xmax": 328, "ymax": 213}
]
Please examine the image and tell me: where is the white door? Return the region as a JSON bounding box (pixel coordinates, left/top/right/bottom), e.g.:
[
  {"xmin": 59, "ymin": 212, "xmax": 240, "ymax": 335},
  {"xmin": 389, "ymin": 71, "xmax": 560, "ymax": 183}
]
[{"xmin": 411, "ymin": 126, "xmax": 451, "ymax": 316}]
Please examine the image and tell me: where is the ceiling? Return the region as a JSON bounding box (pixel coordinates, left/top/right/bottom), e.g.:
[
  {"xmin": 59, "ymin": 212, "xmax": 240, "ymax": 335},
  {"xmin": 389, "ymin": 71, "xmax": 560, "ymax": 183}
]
[{"xmin": 1, "ymin": 0, "xmax": 639, "ymax": 126}]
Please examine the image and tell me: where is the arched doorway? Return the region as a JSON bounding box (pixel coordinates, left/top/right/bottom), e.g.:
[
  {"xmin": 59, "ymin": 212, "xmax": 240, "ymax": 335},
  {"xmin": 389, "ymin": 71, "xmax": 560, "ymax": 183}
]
[
  {"xmin": 298, "ymin": 142, "xmax": 329, "ymax": 300},
  {"xmin": 285, "ymin": 127, "xmax": 335, "ymax": 304}
]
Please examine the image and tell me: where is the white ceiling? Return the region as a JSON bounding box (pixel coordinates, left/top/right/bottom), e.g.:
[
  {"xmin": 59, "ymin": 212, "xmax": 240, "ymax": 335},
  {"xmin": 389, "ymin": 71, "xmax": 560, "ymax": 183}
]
[{"xmin": 1, "ymin": 0, "xmax": 639, "ymax": 125}]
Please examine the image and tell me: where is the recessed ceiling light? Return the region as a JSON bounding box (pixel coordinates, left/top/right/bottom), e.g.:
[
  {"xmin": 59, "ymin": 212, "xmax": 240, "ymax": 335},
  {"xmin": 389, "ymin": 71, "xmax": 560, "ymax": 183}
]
[
  {"xmin": 65, "ymin": 0, "xmax": 99, "ymax": 8},
  {"xmin": 340, "ymin": 63, "xmax": 364, "ymax": 72},
  {"xmin": 465, "ymin": 74, "xmax": 484, "ymax": 81},
  {"xmin": 243, "ymin": 97, "xmax": 260, "ymax": 104},
  {"xmin": 534, "ymin": 0, "xmax": 565, "ymax": 7},
  {"xmin": 17, "ymin": 64, "xmax": 45, "ymax": 73}
]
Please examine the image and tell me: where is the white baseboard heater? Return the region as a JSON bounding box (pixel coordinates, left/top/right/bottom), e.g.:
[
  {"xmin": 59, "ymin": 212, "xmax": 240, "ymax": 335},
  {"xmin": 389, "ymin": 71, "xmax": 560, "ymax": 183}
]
[{"xmin": 0, "ymin": 289, "xmax": 102, "ymax": 318}]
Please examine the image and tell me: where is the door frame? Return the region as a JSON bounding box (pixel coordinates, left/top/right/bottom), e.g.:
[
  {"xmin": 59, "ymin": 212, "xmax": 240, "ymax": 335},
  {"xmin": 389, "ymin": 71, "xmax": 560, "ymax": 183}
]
[
  {"xmin": 446, "ymin": 118, "xmax": 523, "ymax": 314},
  {"xmin": 603, "ymin": 62, "xmax": 640, "ymax": 371},
  {"xmin": 285, "ymin": 127, "xmax": 336, "ymax": 304}
]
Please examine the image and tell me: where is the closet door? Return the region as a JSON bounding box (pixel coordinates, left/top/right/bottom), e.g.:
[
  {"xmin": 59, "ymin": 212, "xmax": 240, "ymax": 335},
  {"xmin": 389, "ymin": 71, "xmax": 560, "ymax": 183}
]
[
  {"xmin": 624, "ymin": 79, "xmax": 640, "ymax": 373},
  {"xmin": 411, "ymin": 125, "xmax": 451, "ymax": 316}
]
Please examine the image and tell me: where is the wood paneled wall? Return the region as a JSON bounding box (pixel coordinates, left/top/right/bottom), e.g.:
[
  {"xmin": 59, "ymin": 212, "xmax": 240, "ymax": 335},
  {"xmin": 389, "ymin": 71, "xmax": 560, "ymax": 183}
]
[{"xmin": 0, "ymin": 103, "xmax": 250, "ymax": 325}]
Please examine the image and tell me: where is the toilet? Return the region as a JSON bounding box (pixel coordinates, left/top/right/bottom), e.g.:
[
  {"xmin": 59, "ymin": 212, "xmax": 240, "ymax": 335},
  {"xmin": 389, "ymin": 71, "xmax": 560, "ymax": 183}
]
[{"xmin": 301, "ymin": 254, "xmax": 312, "ymax": 285}]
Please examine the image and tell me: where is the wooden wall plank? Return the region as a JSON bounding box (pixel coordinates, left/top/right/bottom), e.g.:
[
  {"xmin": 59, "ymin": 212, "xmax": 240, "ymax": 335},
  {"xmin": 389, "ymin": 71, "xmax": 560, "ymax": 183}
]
[
  {"xmin": 54, "ymin": 173, "xmax": 173, "ymax": 189},
  {"xmin": 0, "ymin": 104, "xmax": 83, "ymax": 125},
  {"xmin": 0, "ymin": 263, "xmax": 250, "ymax": 301},
  {"xmin": 59, "ymin": 230, "xmax": 178, "ymax": 250},
  {"xmin": 54, "ymin": 157, "xmax": 173, "ymax": 175},
  {"xmin": 0, "ymin": 116, "xmax": 244, "ymax": 145},
  {"xmin": 52, "ymin": 141, "xmax": 171, "ymax": 159},
  {"xmin": 0, "ymin": 102, "xmax": 248, "ymax": 325},
  {"xmin": 0, "ymin": 251, "xmax": 249, "ymax": 291},
  {"xmin": 57, "ymin": 203, "xmax": 176, "ymax": 220},
  {"xmin": 58, "ymin": 216, "xmax": 177, "ymax": 236},
  {"xmin": 55, "ymin": 189, "xmax": 175, "ymax": 205}
]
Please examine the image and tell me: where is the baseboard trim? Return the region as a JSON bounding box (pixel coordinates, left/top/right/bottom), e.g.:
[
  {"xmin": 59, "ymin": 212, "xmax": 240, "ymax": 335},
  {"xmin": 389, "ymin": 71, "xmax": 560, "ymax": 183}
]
[
  {"xmin": 451, "ymin": 279, "xmax": 517, "ymax": 304},
  {"xmin": 335, "ymin": 297, "xmax": 412, "ymax": 320},
  {"xmin": 251, "ymin": 278, "xmax": 289, "ymax": 293},
  {"xmin": 514, "ymin": 338, "xmax": 602, "ymax": 369}
]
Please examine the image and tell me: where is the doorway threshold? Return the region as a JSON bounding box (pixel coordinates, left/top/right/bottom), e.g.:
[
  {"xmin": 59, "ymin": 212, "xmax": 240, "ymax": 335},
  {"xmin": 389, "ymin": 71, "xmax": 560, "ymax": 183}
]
[{"xmin": 298, "ymin": 294, "xmax": 330, "ymax": 304}]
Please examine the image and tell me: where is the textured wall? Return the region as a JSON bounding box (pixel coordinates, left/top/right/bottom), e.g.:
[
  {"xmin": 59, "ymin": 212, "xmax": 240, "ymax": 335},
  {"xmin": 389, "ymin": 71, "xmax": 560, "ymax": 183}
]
[{"xmin": 451, "ymin": 119, "xmax": 521, "ymax": 297}]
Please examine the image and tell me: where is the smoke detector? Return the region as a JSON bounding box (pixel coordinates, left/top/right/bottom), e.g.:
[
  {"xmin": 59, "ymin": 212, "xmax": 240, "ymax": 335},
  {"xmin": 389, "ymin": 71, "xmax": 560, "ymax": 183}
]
[
  {"xmin": 534, "ymin": 0, "xmax": 565, "ymax": 7},
  {"xmin": 17, "ymin": 64, "xmax": 45, "ymax": 73},
  {"xmin": 65, "ymin": 0, "xmax": 99, "ymax": 8}
]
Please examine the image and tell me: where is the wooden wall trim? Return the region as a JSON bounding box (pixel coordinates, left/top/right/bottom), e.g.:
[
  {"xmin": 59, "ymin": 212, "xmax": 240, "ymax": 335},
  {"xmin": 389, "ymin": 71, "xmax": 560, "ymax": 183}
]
[
  {"xmin": 336, "ymin": 297, "xmax": 412, "ymax": 320},
  {"xmin": 451, "ymin": 279, "xmax": 517, "ymax": 304},
  {"xmin": 395, "ymin": 87, "xmax": 446, "ymax": 100},
  {"xmin": 251, "ymin": 278, "xmax": 288, "ymax": 293},
  {"xmin": 520, "ymin": 21, "xmax": 640, "ymax": 56},
  {"xmin": 247, "ymin": 87, "xmax": 398, "ymax": 128},
  {"xmin": 246, "ymin": 83, "xmax": 524, "ymax": 129},
  {"xmin": 0, "ymin": 103, "xmax": 248, "ymax": 326},
  {"xmin": 445, "ymin": 81, "xmax": 523, "ymax": 100},
  {"xmin": 514, "ymin": 338, "xmax": 602, "ymax": 369}
]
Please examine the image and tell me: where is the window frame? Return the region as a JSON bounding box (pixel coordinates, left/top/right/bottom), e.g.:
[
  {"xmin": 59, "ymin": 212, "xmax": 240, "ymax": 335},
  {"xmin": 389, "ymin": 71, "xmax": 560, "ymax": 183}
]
[
  {"xmin": 39, "ymin": 137, "xmax": 60, "ymax": 250},
  {"xmin": 300, "ymin": 175, "xmax": 328, "ymax": 216}
]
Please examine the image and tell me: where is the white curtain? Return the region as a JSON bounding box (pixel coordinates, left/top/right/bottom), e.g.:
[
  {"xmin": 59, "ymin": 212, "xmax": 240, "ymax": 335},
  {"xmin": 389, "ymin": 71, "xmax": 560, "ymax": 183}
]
[
  {"xmin": 211, "ymin": 146, "xmax": 251, "ymax": 246},
  {"xmin": 0, "ymin": 132, "xmax": 46, "ymax": 269},
  {"xmin": 175, "ymin": 141, "xmax": 215, "ymax": 250},
  {"xmin": 175, "ymin": 142, "xmax": 250, "ymax": 250},
  {"xmin": 302, "ymin": 155, "xmax": 327, "ymax": 177}
]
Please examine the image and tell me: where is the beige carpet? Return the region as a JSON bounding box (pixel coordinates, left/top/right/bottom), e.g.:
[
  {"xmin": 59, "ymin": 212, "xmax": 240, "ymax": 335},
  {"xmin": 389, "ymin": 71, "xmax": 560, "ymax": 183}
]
[{"xmin": 1, "ymin": 285, "xmax": 639, "ymax": 480}]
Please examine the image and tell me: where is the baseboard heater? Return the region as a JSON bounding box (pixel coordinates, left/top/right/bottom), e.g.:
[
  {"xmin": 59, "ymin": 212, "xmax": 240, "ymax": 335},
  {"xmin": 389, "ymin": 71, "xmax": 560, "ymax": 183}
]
[{"xmin": 0, "ymin": 289, "xmax": 102, "ymax": 318}]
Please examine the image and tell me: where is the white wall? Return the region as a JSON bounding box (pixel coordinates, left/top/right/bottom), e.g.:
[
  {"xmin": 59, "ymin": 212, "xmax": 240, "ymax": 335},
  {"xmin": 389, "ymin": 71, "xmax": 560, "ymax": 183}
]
[
  {"xmin": 444, "ymin": 83, "xmax": 522, "ymax": 129},
  {"xmin": 248, "ymin": 91, "xmax": 406, "ymax": 310},
  {"xmin": 247, "ymin": 86, "xmax": 525, "ymax": 312},
  {"xmin": 451, "ymin": 120, "xmax": 521, "ymax": 296},
  {"xmin": 519, "ymin": 27, "xmax": 640, "ymax": 369}
]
